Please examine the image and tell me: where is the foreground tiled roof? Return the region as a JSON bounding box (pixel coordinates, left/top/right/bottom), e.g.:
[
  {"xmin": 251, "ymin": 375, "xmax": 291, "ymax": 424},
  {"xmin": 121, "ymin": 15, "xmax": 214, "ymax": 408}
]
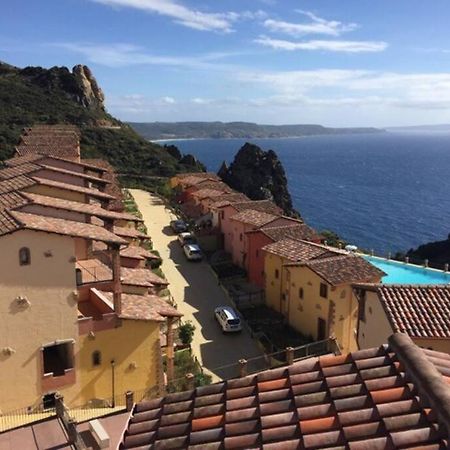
[
  {"xmin": 32, "ymin": 177, "xmax": 115, "ymax": 200},
  {"xmin": 306, "ymin": 255, "xmax": 386, "ymax": 286},
  {"xmin": 120, "ymin": 333, "xmax": 450, "ymax": 449},
  {"xmin": 21, "ymin": 193, "xmax": 140, "ymax": 222},
  {"xmin": 102, "ymin": 292, "xmax": 182, "ymax": 322},
  {"xmin": 121, "ymin": 245, "xmax": 161, "ymax": 261},
  {"xmin": 367, "ymin": 285, "xmax": 450, "ymax": 339},
  {"xmin": 0, "ymin": 191, "xmax": 28, "ymax": 211},
  {"xmin": 231, "ymin": 209, "xmax": 279, "ymax": 227},
  {"xmin": 263, "ymin": 238, "xmax": 339, "ymax": 262},
  {"xmin": 232, "ymin": 200, "xmax": 283, "ymax": 215},
  {"xmin": 10, "ymin": 211, "xmax": 127, "ymax": 244},
  {"xmin": 121, "ymin": 267, "xmax": 169, "ymax": 287},
  {"xmin": 0, "ymin": 175, "xmax": 36, "ymax": 194},
  {"xmin": 259, "ymin": 224, "xmax": 320, "ymax": 243}
]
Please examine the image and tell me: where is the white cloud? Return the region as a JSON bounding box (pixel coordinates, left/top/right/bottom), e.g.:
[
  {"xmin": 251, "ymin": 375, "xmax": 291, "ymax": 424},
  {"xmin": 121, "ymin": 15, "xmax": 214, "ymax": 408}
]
[
  {"xmin": 162, "ymin": 96, "xmax": 176, "ymax": 104},
  {"xmin": 255, "ymin": 36, "xmax": 388, "ymax": 53},
  {"xmin": 54, "ymin": 42, "xmax": 240, "ymax": 69},
  {"xmin": 91, "ymin": 0, "xmax": 263, "ymax": 32},
  {"xmin": 263, "ymin": 11, "xmax": 358, "ymax": 37}
]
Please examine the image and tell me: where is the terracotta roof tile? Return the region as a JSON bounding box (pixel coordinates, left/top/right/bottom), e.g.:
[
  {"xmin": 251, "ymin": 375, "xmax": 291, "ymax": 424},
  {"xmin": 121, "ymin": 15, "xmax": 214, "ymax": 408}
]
[
  {"xmin": 232, "ymin": 200, "xmax": 283, "ymax": 215},
  {"xmin": 120, "ymin": 246, "xmax": 161, "ymax": 261},
  {"xmin": 0, "ymin": 163, "xmax": 42, "ymax": 180},
  {"xmin": 121, "ymin": 267, "xmax": 169, "ymax": 287},
  {"xmin": 0, "ymin": 210, "xmax": 21, "ymax": 235},
  {"xmin": 263, "ymin": 238, "xmax": 340, "ymax": 262},
  {"xmin": 230, "ymin": 209, "xmax": 279, "ymax": 227},
  {"xmin": 22, "ymin": 192, "xmax": 140, "ymax": 222},
  {"xmin": 120, "ymin": 334, "xmax": 450, "ymax": 449},
  {"xmin": 306, "ymin": 254, "xmax": 386, "ymax": 286},
  {"xmin": 375, "ymin": 285, "xmax": 450, "ymax": 339},
  {"xmin": 38, "ymin": 164, "xmax": 110, "ymax": 184},
  {"xmin": 31, "ymin": 177, "xmax": 115, "ymax": 200},
  {"xmin": 191, "ymin": 188, "xmax": 227, "ymax": 200},
  {"xmin": 0, "ymin": 175, "xmax": 36, "ymax": 194},
  {"xmin": 209, "ymin": 193, "xmax": 250, "ymax": 208},
  {"xmin": 10, "ymin": 211, "xmax": 126, "ymax": 244},
  {"xmin": 0, "ymin": 191, "xmax": 28, "ymax": 211},
  {"xmin": 113, "ymin": 226, "xmax": 150, "ymax": 239},
  {"xmin": 101, "ymin": 292, "xmax": 182, "ymax": 321},
  {"xmin": 193, "ymin": 180, "xmax": 232, "ymax": 192},
  {"xmin": 261, "ymin": 224, "xmax": 321, "ymax": 243}
]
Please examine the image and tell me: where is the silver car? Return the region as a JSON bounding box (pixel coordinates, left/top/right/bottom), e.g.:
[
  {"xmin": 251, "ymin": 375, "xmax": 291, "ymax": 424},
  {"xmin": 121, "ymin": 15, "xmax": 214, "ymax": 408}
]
[
  {"xmin": 183, "ymin": 244, "xmax": 202, "ymax": 261},
  {"xmin": 214, "ymin": 306, "xmax": 242, "ymax": 333}
]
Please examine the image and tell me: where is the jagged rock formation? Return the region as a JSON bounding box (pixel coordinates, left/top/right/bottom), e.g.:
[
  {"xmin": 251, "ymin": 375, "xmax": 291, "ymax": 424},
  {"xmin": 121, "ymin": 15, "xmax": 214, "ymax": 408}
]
[
  {"xmin": 72, "ymin": 65, "xmax": 105, "ymax": 110},
  {"xmin": 219, "ymin": 142, "xmax": 299, "ymax": 217},
  {"xmin": 401, "ymin": 234, "xmax": 450, "ymax": 267},
  {"xmin": 217, "ymin": 161, "xmax": 228, "ymax": 179}
]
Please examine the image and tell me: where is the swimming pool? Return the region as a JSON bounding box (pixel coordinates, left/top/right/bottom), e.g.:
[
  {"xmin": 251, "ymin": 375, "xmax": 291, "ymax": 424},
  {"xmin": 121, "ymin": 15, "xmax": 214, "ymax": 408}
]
[{"xmin": 363, "ymin": 255, "xmax": 450, "ymax": 285}]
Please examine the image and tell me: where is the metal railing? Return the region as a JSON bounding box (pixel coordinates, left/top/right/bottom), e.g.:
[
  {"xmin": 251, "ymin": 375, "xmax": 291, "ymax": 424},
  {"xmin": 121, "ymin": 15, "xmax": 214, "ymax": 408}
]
[{"xmin": 0, "ymin": 403, "xmax": 56, "ymax": 433}]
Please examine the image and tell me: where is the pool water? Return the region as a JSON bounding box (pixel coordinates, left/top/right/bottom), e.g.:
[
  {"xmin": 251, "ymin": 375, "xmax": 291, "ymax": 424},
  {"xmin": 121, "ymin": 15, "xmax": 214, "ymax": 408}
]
[{"xmin": 363, "ymin": 255, "xmax": 450, "ymax": 285}]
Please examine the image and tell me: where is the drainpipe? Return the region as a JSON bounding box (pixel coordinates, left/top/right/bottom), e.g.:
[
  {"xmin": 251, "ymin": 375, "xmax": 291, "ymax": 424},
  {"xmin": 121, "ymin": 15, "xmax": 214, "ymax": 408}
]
[
  {"xmin": 111, "ymin": 243, "xmax": 122, "ymax": 316},
  {"xmin": 166, "ymin": 317, "xmax": 175, "ymax": 384},
  {"xmin": 111, "ymin": 359, "xmax": 116, "ymax": 407}
]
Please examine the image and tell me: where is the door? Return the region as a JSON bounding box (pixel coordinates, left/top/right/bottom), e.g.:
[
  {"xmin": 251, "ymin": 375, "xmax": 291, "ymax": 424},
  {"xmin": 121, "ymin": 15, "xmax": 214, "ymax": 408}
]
[{"xmin": 317, "ymin": 318, "xmax": 327, "ymax": 341}]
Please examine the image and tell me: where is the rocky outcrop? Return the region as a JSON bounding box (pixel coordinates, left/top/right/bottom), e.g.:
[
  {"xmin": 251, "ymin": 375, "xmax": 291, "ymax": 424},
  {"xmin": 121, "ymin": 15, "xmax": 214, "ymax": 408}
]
[
  {"xmin": 72, "ymin": 65, "xmax": 105, "ymax": 110},
  {"xmin": 400, "ymin": 234, "xmax": 450, "ymax": 267},
  {"xmin": 219, "ymin": 142, "xmax": 299, "ymax": 217}
]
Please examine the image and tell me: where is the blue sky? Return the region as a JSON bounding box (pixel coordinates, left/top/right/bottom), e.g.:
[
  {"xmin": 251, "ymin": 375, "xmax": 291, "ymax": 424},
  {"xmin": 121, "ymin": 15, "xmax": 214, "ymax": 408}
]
[{"xmin": 2, "ymin": 0, "xmax": 450, "ymax": 126}]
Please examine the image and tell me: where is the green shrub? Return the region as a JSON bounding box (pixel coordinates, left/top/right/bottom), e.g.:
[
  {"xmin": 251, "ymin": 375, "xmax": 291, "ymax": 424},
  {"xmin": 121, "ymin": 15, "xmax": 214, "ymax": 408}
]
[{"xmin": 178, "ymin": 321, "xmax": 196, "ymax": 346}]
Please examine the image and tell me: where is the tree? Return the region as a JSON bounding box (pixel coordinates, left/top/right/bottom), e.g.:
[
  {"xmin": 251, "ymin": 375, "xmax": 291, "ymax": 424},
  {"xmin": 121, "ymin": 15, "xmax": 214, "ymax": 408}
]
[{"xmin": 178, "ymin": 321, "xmax": 196, "ymax": 346}]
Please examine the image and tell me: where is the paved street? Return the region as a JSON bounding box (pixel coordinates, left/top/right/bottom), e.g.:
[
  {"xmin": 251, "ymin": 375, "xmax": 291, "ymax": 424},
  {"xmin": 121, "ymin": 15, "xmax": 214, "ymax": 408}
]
[{"xmin": 129, "ymin": 189, "xmax": 264, "ymax": 381}]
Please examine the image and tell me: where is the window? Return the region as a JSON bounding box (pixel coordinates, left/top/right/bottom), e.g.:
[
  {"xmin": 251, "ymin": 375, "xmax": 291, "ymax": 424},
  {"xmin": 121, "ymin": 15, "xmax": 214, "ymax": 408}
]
[
  {"xmin": 319, "ymin": 283, "xmax": 328, "ymax": 298},
  {"xmin": 92, "ymin": 351, "xmax": 102, "ymax": 367},
  {"xmin": 239, "ymin": 233, "xmax": 243, "ymax": 242},
  {"xmin": 275, "ymin": 269, "xmax": 279, "ymax": 279},
  {"xmin": 43, "ymin": 342, "xmax": 74, "ymax": 377},
  {"xmin": 75, "ymin": 268, "xmax": 83, "ymax": 286},
  {"xmin": 19, "ymin": 247, "xmax": 31, "ymax": 266},
  {"xmin": 299, "ymin": 287, "xmax": 304, "ymax": 299},
  {"xmin": 221, "ymin": 211, "xmax": 225, "ymax": 219},
  {"xmin": 256, "ymin": 250, "xmax": 259, "ymax": 258}
]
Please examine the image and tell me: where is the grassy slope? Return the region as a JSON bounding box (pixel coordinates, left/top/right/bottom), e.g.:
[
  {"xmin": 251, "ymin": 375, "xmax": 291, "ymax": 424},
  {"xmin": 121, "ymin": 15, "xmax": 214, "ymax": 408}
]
[{"xmin": 0, "ymin": 62, "xmax": 200, "ymax": 179}]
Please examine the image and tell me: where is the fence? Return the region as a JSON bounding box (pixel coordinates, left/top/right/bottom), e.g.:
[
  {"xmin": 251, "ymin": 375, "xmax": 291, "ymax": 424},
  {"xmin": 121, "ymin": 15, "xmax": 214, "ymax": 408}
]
[{"xmin": 0, "ymin": 403, "xmax": 56, "ymax": 433}]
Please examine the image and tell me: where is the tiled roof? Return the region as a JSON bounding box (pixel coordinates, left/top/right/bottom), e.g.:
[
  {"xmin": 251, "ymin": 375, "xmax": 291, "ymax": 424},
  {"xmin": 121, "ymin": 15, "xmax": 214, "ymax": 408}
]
[
  {"xmin": 121, "ymin": 267, "xmax": 169, "ymax": 287},
  {"xmin": 120, "ymin": 333, "xmax": 450, "ymax": 450},
  {"xmin": 38, "ymin": 164, "xmax": 110, "ymax": 184},
  {"xmin": 16, "ymin": 143, "xmax": 80, "ymax": 160},
  {"xmin": 21, "ymin": 193, "xmax": 141, "ymax": 222},
  {"xmin": 0, "ymin": 191, "xmax": 28, "ymax": 211},
  {"xmin": 178, "ymin": 172, "xmax": 220, "ymax": 181},
  {"xmin": 0, "ymin": 163, "xmax": 42, "ymax": 180},
  {"xmin": 263, "ymin": 238, "xmax": 339, "ymax": 262},
  {"xmin": 31, "ymin": 177, "xmax": 116, "ymax": 200},
  {"xmin": 260, "ymin": 224, "xmax": 320, "ymax": 243},
  {"xmin": 10, "ymin": 211, "xmax": 127, "ymax": 244},
  {"xmin": 231, "ymin": 209, "xmax": 278, "ymax": 227},
  {"xmin": 5, "ymin": 154, "xmax": 108, "ymax": 173},
  {"xmin": 210, "ymin": 193, "xmax": 250, "ymax": 208},
  {"xmin": 0, "ymin": 175, "xmax": 36, "ymax": 194},
  {"xmin": 102, "ymin": 292, "xmax": 182, "ymax": 321},
  {"xmin": 191, "ymin": 188, "xmax": 226, "ymax": 200},
  {"xmin": 306, "ymin": 255, "xmax": 385, "ymax": 286},
  {"xmin": 193, "ymin": 180, "xmax": 232, "ymax": 192},
  {"xmin": 76, "ymin": 259, "xmax": 113, "ymax": 283},
  {"xmin": 376, "ymin": 285, "xmax": 450, "ymax": 339},
  {"xmin": 232, "ymin": 200, "xmax": 283, "ymax": 215},
  {"xmin": 0, "ymin": 210, "xmax": 21, "ymax": 235},
  {"xmin": 114, "ymin": 226, "xmax": 150, "ymax": 239},
  {"xmin": 121, "ymin": 246, "xmax": 161, "ymax": 261}
]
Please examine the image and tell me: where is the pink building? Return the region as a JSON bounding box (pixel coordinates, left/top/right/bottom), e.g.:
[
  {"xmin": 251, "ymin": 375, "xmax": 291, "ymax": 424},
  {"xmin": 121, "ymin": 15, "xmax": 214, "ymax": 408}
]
[{"xmin": 246, "ymin": 223, "xmax": 321, "ymax": 287}]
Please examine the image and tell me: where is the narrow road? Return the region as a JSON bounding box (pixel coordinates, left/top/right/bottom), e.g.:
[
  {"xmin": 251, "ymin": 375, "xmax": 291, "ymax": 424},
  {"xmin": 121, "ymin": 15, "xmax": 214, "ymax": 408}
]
[{"xmin": 129, "ymin": 189, "xmax": 264, "ymax": 381}]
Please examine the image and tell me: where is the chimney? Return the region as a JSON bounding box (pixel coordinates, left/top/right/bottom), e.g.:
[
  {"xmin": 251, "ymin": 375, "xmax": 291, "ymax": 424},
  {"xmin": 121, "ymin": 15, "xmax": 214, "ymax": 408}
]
[{"xmin": 110, "ymin": 243, "xmax": 122, "ymax": 316}]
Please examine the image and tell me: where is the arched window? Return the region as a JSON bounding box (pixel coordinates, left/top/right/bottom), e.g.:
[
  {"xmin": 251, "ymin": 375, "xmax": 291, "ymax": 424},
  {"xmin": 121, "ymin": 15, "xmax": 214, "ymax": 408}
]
[
  {"xmin": 92, "ymin": 351, "xmax": 101, "ymax": 367},
  {"xmin": 299, "ymin": 288, "xmax": 304, "ymax": 299},
  {"xmin": 19, "ymin": 247, "xmax": 31, "ymax": 266},
  {"xmin": 75, "ymin": 268, "xmax": 83, "ymax": 286}
]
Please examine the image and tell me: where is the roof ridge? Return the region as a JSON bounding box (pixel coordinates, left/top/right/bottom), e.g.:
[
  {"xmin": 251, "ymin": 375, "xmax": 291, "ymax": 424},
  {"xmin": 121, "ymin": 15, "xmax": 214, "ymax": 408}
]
[{"xmin": 389, "ymin": 333, "xmax": 450, "ymax": 436}]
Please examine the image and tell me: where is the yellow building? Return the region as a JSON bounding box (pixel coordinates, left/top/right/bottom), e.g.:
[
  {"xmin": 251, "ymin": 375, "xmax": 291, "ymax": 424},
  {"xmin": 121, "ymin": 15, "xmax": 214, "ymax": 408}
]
[
  {"xmin": 0, "ymin": 144, "xmax": 180, "ymax": 413},
  {"xmin": 355, "ymin": 284, "xmax": 450, "ymax": 354},
  {"xmin": 263, "ymin": 239, "xmax": 384, "ymax": 353}
]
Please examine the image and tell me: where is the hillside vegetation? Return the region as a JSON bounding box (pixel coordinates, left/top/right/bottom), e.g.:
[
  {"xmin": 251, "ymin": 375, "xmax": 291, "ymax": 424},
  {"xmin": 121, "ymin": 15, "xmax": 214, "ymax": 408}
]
[
  {"xmin": 129, "ymin": 121, "xmax": 384, "ymax": 140},
  {"xmin": 0, "ymin": 61, "xmax": 204, "ymax": 179}
]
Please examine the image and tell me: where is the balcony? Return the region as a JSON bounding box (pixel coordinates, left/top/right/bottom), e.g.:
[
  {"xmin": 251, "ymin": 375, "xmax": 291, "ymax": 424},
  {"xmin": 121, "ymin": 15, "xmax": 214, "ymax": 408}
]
[
  {"xmin": 78, "ymin": 288, "xmax": 118, "ymax": 335},
  {"xmin": 41, "ymin": 341, "xmax": 76, "ymax": 391}
]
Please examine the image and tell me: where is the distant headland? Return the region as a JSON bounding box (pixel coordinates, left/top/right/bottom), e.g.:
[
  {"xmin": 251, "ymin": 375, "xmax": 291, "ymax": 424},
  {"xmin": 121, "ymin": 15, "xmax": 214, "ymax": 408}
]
[{"xmin": 128, "ymin": 121, "xmax": 385, "ymax": 141}]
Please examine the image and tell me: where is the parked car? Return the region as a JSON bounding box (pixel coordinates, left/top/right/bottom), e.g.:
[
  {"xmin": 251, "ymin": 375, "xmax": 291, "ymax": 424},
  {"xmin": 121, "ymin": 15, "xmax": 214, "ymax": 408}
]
[
  {"xmin": 183, "ymin": 244, "xmax": 203, "ymax": 261},
  {"xmin": 178, "ymin": 232, "xmax": 197, "ymax": 247},
  {"xmin": 214, "ymin": 306, "xmax": 242, "ymax": 333},
  {"xmin": 170, "ymin": 219, "xmax": 187, "ymax": 233}
]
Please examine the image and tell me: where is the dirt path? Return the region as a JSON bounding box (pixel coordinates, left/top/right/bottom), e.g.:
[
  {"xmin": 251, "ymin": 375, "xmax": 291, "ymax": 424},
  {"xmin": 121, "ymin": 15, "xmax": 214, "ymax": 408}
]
[{"xmin": 129, "ymin": 189, "xmax": 264, "ymax": 381}]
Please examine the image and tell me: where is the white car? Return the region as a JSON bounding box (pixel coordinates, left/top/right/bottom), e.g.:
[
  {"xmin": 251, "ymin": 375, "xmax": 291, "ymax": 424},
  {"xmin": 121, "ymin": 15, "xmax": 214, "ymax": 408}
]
[
  {"xmin": 183, "ymin": 244, "xmax": 202, "ymax": 261},
  {"xmin": 214, "ymin": 306, "xmax": 242, "ymax": 333},
  {"xmin": 178, "ymin": 232, "xmax": 197, "ymax": 247}
]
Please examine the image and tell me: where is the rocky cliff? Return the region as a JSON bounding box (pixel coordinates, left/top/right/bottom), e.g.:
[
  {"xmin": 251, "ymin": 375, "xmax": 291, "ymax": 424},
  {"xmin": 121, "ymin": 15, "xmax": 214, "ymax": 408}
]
[
  {"xmin": 401, "ymin": 234, "xmax": 450, "ymax": 267},
  {"xmin": 72, "ymin": 64, "xmax": 105, "ymax": 110},
  {"xmin": 219, "ymin": 142, "xmax": 299, "ymax": 217}
]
